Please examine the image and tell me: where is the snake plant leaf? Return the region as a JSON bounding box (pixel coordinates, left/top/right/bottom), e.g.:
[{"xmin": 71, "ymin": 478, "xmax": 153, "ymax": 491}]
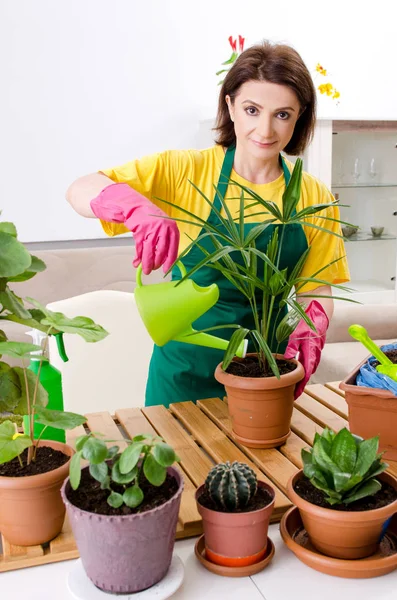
[
  {"xmin": 353, "ymin": 436, "xmax": 380, "ymax": 478},
  {"xmin": 0, "ymin": 232, "xmax": 32, "ymax": 278},
  {"xmin": 344, "ymin": 479, "xmax": 382, "ymax": 504},
  {"xmin": 330, "ymin": 428, "xmax": 357, "ymax": 474}
]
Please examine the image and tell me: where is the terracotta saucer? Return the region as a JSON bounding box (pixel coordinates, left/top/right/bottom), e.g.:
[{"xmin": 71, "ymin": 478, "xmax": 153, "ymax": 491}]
[
  {"xmin": 194, "ymin": 534, "xmax": 275, "ymax": 577},
  {"xmin": 280, "ymin": 506, "xmax": 397, "ymax": 579},
  {"xmin": 232, "ymin": 429, "xmax": 291, "ymax": 449}
]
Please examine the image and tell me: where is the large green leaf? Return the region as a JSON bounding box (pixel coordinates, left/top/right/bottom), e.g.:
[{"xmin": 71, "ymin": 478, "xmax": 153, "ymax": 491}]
[
  {"xmin": 34, "ymin": 406, "xmax": 86, "ymax": 430},
  {"xmin": 89, "ymin": 462, "xmax": 109, "ymax": 483},
  {"xmin": 152, "ymin": 442, "xmax": 177, "ymax": 467},
  {"xmin": 0, "ymin": 341, "xmax": 42, "ymax": 359},
  {"xmin": 8, "ymin": 255, "xmax": 47, "ymax": 283},
  {"xmin": 330, "ymin": 428, "xmax": 357, "ymax": 474},
  {"xmin": 0, "ymin": 289, "xmax": 31, "ymax": 319},
  {"xmin": 0, "ymin": 363, "xmax": 21, "ymax": 411},
  {"xmin": 111, "ymin": 460, "xmax": 138, "ymax": 484},
  {"xmin": 26, "ymin": 299, "xmax": 108, "ymax": 342},
  {"xmin": 0, "ymin": 232, "xmax": 32, "ymax": 278},
  {"xmin": 69, "ymin": 451, "xmax": 82, "ymax": 489},
  {"xmin": 81, "ymin": 437, "xmax": 108, "ymax": 464},
  {"xmin": 0, "ymin": 222, "xmax": 17, "ymax": 237},
  {"xmin": 0, "ymin": 420, "xmax": 32, "ymax": 464},
  {"xmin": 123, "ymin": 484, "xmax": 144, "ymax": 508},
  {"xmin": 119, "ymin": 443, "xmax": 143, "ymax": 474},
  {"xmin": 12, "ymin": 367, "xmax": 48, "ymax": 413}
]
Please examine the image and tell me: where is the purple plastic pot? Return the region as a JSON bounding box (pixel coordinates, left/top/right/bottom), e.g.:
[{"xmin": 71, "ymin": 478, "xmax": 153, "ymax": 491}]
[{"xmin": 61, "ymin": 466, "xmax": 183, "ymax": 594}]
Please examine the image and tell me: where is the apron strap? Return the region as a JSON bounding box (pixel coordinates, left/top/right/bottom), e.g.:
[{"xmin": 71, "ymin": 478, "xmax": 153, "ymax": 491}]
[{"xmin": 211, "ymin": 146, "xmax": 293, "ymax": 222}]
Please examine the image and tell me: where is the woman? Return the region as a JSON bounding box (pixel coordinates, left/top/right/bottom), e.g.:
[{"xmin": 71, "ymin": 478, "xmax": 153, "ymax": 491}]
[{"xmin": 67, "ymin": 41, "xmax": 350, "ymax": 407}]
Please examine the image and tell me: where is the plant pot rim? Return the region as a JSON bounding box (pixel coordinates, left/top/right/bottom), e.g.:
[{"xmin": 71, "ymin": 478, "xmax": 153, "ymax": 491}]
[
  {"xmin": 215, "ymin": 353, "xmax": 305, "ymax": 390},
  {"xmin": 0, "ymin": 440, "xmax": 74, "ymax": 488},
  {"xmin": 287, "ymin": 469, "xmax": 397, "ymax": 521},
  {"xmin": 195, "ymin": 480, "xmax": 275, "ymax": 517},
  {"xmin": 61, "ymin": 464, "xmax": 184, "ymax": 522},
  {"xmin": 339, "ymin": 358, "xmax": 397, "ymax": 399}
]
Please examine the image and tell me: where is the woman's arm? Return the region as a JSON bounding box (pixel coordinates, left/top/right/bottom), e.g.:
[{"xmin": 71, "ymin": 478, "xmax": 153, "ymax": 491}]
[
  {"xmin": 66, "ymin": 172, "xmax": 114, "ymax": 218},
  {"xmin": 297, "ymin": 284, "xmax": 334, "ymax": 321}
]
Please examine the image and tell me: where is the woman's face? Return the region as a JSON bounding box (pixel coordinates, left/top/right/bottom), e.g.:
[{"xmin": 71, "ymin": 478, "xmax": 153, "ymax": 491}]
[{"xmin": 226, "ymin": 80, "xmax": 301, "ymax": 161}]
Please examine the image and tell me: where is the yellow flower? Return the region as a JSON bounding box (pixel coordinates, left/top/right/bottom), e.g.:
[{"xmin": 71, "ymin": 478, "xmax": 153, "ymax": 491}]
[
  {"xmin": 333, "ymin": 89, "xmax": 340, "ymax": 99},
  {"xmin": 12, "ymin": 432, "xmax": 23, "ymax": 440},
  {"xmin": 316, "ymin": 63, "xmax": 327, "ymax": 76}
]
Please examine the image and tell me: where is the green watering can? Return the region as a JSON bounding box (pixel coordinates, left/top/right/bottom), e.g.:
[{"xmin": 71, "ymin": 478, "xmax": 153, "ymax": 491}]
[
  {"xmin": 134, "ymin": 261, "xmax": 247, "ymax": 357},
  {"xmin": 348, "ymin": 324, "xmax": 397, "ymax": 382}
]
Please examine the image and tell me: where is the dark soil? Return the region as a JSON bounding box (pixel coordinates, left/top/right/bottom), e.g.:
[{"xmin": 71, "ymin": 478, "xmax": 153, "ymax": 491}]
[
  {"xmin": 226, "ymin": 355, "xmax": 297, "ymax": 378},
  {"xmin": 373, "ymin": 349, "xmax": 397, "ymax": 367},
  {"xmin": 198, "ymin": 486, "xmax": 273, "ymax": 513},
  {"xmin": 0, "ymin": 446, "xmax": 69, "ymax": 477},
  {"xmin": 294, "ymin": 475, "xmax": 397, "ymax": 511},
  {"xmin": 66, "ymin": 467, "xmax": 179, "ymax": 516}
]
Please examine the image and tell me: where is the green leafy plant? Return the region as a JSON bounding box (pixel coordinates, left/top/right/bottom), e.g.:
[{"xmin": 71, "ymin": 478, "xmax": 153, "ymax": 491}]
[
  {"xmin": 205, "ymin": 461, "xmax": 257, "ymax": 510},
  {"xmin": 158, "ymin": 158, "xmax": 356, "ymax": 378},
  {"xmin": 70, "ymin": 433, "xmax": 179, "ymax": 509},
  {"xmin": 301, "ymin": 427, "xmax": 388, "ymax": 505},
  {"xmin": 0, "ymin": 213, "xmax": 109, "ymax": 467}
]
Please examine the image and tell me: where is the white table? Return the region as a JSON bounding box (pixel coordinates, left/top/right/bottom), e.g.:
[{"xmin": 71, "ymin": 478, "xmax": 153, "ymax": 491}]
[{"xmin": 1, "ymin": 524, "xmax": 396, "ymax": 600}]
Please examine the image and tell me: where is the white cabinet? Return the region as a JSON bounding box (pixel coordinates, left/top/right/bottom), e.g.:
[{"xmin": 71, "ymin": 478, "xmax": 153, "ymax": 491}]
[{"xmin": 307, "ymin": 120, "xmax": 397, "ymax": 304}]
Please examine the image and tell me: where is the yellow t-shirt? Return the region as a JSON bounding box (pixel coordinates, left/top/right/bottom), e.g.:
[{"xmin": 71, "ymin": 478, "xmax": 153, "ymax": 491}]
[{"xmin": 100, "ymin": 145, "xmax": 350, "ymax": 293}]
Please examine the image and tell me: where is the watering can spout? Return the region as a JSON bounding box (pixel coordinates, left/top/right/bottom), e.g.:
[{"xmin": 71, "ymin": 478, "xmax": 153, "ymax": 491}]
[{"xmin": 174, "ymin": 326, "xmax": 248, "ymax": 358}]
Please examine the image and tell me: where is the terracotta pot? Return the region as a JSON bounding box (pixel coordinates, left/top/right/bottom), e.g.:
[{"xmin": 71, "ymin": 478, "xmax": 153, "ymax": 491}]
[
  {"xmin": 287, "ymin": 470, "xmax": 397, "ymax": 560},
  {"xmin": 62, "ymin": 466, "xmax": 183, "ymax": 594},
  {"xmin": 195, "ymin": 481, "xmax": 275, "ymax": 567},
  {"xmin": 215, "ymin": 354, "xmax": 304, "ymax": 448},
  {"xmin": 0, "ymin": 440, "xmax": 74, "ymax": 546},
  {"xmin": 340, "ymin": 360, "xmax": 397, "ymax": 460}
]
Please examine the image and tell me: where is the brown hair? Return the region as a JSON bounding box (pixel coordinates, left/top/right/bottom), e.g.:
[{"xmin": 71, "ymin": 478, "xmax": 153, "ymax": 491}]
[{"xmin": 214, "ymin": 40, "xmax": 316, "ymax": 155}]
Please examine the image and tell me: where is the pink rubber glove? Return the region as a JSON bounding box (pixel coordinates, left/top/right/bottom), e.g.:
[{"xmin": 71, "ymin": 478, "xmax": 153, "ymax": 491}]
[
  {"xmin": 284, "ymin": 300, "xmax": 329, "ymax": 399},
  {"xmin": 90, "ymin": 183, "xmax": 179, "ymax": 275}
]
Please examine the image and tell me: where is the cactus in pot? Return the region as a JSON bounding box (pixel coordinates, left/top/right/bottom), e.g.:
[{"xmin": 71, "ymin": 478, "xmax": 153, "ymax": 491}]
[
  {"xmin": 195, "ymin": 461, "xmax": 275, "ymax": 569},
  {"xmin": 205, "ymin": 461, "xmax": 257, "ymax": 510}
]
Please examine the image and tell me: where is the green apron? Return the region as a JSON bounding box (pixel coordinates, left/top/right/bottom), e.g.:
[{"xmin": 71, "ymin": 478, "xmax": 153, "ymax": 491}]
[{"xmin": 145, "ymin": 146, "xmax": 308, "ymax": 408}]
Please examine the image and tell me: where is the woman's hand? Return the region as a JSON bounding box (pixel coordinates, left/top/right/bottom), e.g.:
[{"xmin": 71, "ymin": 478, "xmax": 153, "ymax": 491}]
[
  {"xmin": 90, "ymin": 183, "xmax": 179, "ymax": 275},
  {"xmin": 284, "ymin": 299, "xmax": 329, "ymax": 398}
]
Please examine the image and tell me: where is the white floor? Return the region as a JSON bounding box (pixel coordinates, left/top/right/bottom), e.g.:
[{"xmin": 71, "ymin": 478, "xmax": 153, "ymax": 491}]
[{"xmin": 1, "ymin": 523, "xmax": 396, "ymax": 600}]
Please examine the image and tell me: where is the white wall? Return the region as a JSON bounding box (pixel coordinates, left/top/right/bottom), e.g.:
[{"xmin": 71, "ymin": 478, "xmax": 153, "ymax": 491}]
[{"xmin": 1, "ymin": 0, "xmax": 397, "ymax": 242}]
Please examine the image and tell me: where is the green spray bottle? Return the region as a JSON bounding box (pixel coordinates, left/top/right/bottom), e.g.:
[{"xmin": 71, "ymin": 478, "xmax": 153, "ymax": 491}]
[{"xmin": 23, "ymin": 330, "xmax": 69, "ymax": 443}]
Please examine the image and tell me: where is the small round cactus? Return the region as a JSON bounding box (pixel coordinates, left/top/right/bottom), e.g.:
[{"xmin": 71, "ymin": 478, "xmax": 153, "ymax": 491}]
[{"xmin": 205, "ymin": 461, "xmax": 257, "ymax": 511}]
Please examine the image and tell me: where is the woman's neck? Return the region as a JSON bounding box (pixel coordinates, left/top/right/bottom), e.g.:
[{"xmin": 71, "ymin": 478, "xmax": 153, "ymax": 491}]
[{"xmin": 232, "ymin": 143, "xmax": 282, "ymax": 184}]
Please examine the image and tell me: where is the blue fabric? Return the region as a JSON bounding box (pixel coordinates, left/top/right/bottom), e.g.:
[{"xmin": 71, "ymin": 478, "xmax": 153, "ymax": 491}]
[{"xmin": 356, "ymin": 342, "xmax": 397, "ymax": 395}]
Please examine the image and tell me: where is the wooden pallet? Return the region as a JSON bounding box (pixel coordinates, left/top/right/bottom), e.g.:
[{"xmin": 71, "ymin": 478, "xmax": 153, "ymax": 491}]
[{"xmin": 1, "ymin": 381, "xmax": 396, "ymax": 572}]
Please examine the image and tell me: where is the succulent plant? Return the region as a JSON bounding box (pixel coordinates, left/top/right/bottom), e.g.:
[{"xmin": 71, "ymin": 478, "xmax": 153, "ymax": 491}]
[
  {"xmin": 302, "ymin": 427, "xmax": 389, "ymax": 506},
  {"xmin": 205, "ymin": 461, "xmax": 257, "ymax": 511}
]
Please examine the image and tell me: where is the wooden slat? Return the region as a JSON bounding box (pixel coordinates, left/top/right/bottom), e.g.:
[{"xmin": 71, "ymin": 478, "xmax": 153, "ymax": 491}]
[
  {"xmin": 116, "ymin": 407, "xmax": 201, "ymax": 538},
  {"xmin": 294, "ymin": 393, "xmax": 348, "ymax": 432},
  {"xmin": 142, "ymin": 406, "xmax": 213, "ymax": 486},
  {"xmin": 325, "ymin": 381, "xmax": 345, "ymax": 397},
  {"xmin": 304, "ymin": 384, "xmax": 348, "ymax": 419},
  {"xmin": 1, "ymin": 535, "xmax": 44, "ymax": 562},
  {"xmin": 170, "ymin": 401, "xmax": 291, "ymax": 521},
  {"xmin": 85, "ymin": 412, "xmax": 127, "ymax": 450},
  {"xmin": 197, "ymin": 398, "xmax": 299, "ymax": 493},
  {"xmin": 66, "ymin": 424, "xmax": 87, "ymax": 449},
  {"xmin": 388, "ymin": 461, "xmax": 397, "ymax": 478},
  {"xmin": 291, "ymin": 407, "xmax": 324, "ymax": 445},
  {"xmin": 0, "ymin": 547, "xmax": 79, "ymax": 573},
  {"xmin": 49, "ymin": 517, "xmax": 78, "ymax": 555}
]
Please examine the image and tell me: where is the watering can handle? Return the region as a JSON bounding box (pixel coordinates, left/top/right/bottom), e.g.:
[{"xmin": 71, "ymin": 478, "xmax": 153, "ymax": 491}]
[{"xmin": 136, "ymin": 261, "xmax": 187, "ymax": 287}]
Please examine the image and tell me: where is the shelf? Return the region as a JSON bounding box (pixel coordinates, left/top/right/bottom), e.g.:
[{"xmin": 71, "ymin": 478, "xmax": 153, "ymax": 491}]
[
  {"xmin": 332, "ymin": 183, "xmax": 397, "ymax": 189},
  {"xmin": 344, "ymin": 233, "xmax": 396, "ymax": 242},
  {"xmin": 337, "ymin": 279, "xmax": 395, "ymax": 295}
]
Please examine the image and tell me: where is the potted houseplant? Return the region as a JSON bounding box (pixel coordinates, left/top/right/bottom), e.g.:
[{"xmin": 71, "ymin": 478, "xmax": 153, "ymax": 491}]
[
  {"xmin": 195, "ymin": 460, "xmax": 275, "ymax": 573},
  {"xmin": 0, "ymin": 214, "xmax": 108, "ymax": 545},
  {"xmin": 285, "ymin": 427, "xmax": 397, "ymax": 561},
  {"xmin": 340, "ymin": 327, "xmax": 397, "ymax": 460},
  {"xmin": 62, "ymin": 432, "xmax": 183, "ymax": 594},
  {"xmin": 159, "ymin": 158, "xmax": 353, "ymax": 448}
]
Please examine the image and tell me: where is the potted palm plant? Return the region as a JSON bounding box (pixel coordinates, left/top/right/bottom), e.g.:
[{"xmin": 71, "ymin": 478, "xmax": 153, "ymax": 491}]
[
  {"xmin": 159, "ymin": 158, "xmax": 352, "ymax": 448},
  {"xmin": 195, "ymin": 461, "xmax": 275, "ymax": 575},
  {"xmin": 0, "ymin": 214, "xmax": 108, "ymax": 545},
  {"xmin": 285, "ymin": 427, "xmax": 397, "ymax": 564},
  {"xmin": 62, "ymin": 432, "xmax": 183, "ymax": 593}
]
